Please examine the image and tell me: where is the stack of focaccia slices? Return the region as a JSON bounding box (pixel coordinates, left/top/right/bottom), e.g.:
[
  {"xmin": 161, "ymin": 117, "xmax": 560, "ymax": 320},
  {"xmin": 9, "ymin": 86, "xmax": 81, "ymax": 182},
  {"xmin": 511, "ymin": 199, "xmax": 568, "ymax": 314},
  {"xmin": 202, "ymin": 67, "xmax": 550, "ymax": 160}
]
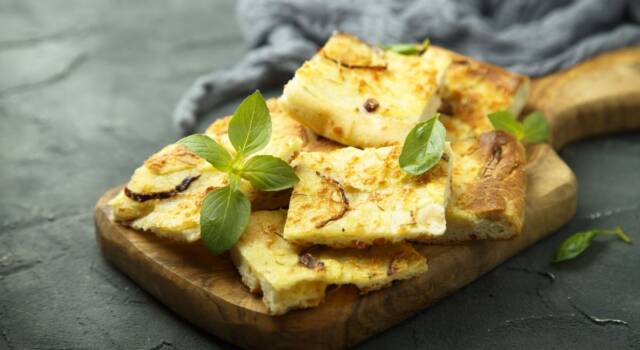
[{"xmin": 110, "ymin": 32, "xmax": 529, "ymax": 315}]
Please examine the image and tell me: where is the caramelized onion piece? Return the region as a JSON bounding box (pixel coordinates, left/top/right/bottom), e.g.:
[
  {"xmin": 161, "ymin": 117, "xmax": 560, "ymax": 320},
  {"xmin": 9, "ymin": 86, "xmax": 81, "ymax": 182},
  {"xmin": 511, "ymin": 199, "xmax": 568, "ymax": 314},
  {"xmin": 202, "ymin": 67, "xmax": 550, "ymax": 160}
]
[
  {"xmin": 124, "ymin": 175, "xmax": 200, "ymax": 202},
  {"xmin": 387, "ymin": 252, "xmax": 406, "ymax": 276},
  {"xmin": 314, "ymin": 171, "xmax": 350, "ymax": 228},
  {"xmin": 321, "ymin": 52, "xmax": 387, "ymax": 71},
  {"xmin": 480, "ymin": 144, "xmax": 503, "ymax": 177},
  {"xmin": 299, "ymin": 249, "xmax": 326, "ymax": 271},
  {"xmin": 363, "ymin": 98, "xmax": 379, "ymax": 113}
]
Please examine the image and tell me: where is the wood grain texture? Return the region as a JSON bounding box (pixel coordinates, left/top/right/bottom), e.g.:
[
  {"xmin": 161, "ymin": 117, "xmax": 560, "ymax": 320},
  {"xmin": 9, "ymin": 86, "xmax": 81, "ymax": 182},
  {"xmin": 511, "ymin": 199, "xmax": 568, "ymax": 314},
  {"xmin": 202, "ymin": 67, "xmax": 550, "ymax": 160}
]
[
  {"xmin": 527, "ymin": 47, "xmax": 640, "ymax": 149},
  {"xmin": 94, "ymin": 47, "xmax": 640, "ymax": 349}
]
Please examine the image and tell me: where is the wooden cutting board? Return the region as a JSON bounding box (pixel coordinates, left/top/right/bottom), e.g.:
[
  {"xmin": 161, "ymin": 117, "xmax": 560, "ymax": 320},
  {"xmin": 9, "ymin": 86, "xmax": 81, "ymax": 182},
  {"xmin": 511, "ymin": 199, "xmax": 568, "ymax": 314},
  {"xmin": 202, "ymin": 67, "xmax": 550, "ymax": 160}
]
[{"xmin": 94, "ymin": 47, "xmax": 640, "ymax": 350}]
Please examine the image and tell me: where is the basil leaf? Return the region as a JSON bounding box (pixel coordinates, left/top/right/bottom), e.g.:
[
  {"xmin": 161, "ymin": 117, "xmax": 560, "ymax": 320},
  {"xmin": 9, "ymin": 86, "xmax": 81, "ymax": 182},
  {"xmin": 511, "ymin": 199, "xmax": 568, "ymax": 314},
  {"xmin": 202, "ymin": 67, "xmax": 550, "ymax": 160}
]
[
  {"xmin": 522, "ymin": 111, "xmax": 550, "ymax": 143},
  {"xmin": 178, "ymin": 134, "xmax": 232, "ymax": 171},
  {"xmin": 552, "ymin": 226, "xmax": 633, "ymax": 263},
  {"xmin": 228, "ymin": 90, "xmax": 272, "ymax": 156},
  {"xmin": 385, "ymin": 44, "xmax": 421, "ymax": 55},
  {"xmin": 383, "ymin": 39, "xmax": 430, "ymax": 55},
  {"xmin": 552, "ymin": 230, "xmax": 598, "ymax": 263},
  {"xmin": 399, "ymin": 114, "xmax": 447, "ymax": 175},
  {"xmin": 488, "ymin": 111, "xmax": 524, "ymax": 140},
  {"xmin": 199, "ymin": 186, "xmax": 250, "ymax": 255},
  {"xmin": 241, "ymin": 155, "xmax": 299, "ymax": 191}
]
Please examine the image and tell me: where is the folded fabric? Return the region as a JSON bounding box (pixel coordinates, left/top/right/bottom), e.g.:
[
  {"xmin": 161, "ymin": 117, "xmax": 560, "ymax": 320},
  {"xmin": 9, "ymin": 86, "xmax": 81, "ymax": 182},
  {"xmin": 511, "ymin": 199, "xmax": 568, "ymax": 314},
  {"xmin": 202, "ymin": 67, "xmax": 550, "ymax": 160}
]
[{"xmin": 174, "ymin": 0, "xmax": 640, "ymax": 133}]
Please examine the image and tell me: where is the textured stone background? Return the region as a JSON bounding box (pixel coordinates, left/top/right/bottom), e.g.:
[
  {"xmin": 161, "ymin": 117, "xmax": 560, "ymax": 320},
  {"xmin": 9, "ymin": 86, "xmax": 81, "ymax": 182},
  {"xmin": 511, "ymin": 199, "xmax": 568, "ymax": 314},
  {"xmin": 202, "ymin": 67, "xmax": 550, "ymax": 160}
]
[{"xmin": 1, "ymin": 1, "xmax": 638, "ymax": 349}]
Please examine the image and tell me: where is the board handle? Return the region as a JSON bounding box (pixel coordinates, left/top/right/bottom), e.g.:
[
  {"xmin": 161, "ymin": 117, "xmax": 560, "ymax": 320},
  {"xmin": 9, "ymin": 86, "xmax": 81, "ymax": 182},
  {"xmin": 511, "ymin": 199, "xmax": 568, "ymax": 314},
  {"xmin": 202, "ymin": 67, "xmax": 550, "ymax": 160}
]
[{"xmin": 525, "ymin": 47, "xmax": 640, "ymax": 150}]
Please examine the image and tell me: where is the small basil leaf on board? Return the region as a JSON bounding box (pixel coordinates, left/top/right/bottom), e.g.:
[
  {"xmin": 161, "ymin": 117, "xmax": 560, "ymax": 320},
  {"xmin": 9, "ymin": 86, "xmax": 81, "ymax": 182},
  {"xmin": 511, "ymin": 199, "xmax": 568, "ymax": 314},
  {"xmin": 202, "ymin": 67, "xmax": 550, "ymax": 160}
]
[
  {"xmin": 240, "ymin": 155, "xmax": 299, "ymax": 191},
  {"xmin": 522, "ymin": 111, "xmax": 550, "ymax": 143},
  {"xmin": 488, "ymin": 111, "xmax": 524, "ymax": 140},
  {"xmin": 383, "ymin": 39, "xmax": 430, "ymax": 55},
  {"xmin": 178, "ymin": 134, "xmax": 232, "ymax": 171},
  {"xmin": 228, "ymin": 90, "xmax": 272, "ymax": 156},
  {"xmin": 552, "ymin": 230, "xmax": 598, "ymax": 263},
  {"xmin": 199, "ymin": 186, "xmax": 251, "ymax": 255},
  {"xmin": 421, "ymin": 38, "xmax": 430, "ymax": 51},
  {"xmin": 385, "ymin": 44, "xmax": 421, "ymax": 55},
  {"xmin": 399, "ymin": 114, "xmax": 447, "ymax": 175}
]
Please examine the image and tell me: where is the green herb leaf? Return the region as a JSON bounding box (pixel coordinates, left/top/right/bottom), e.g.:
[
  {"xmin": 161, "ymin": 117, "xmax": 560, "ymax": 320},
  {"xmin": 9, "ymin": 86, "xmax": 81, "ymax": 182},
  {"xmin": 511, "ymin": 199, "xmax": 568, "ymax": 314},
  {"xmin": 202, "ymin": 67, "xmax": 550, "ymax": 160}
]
[
  {"xmin": 383, "ymin": 39, "xmax": 430, "ymax": 56},
  {"xmin": 612, "ymin": 225, "xmax": 633, "ymax": 244},
  {"xmin": 522, "ymin": 111, "xmax": 550, "ymax": 143},
  {"xmin": 399, "ymin": 114, "xmax": 447, "ymax": 175},
  {"xmin": 178, "ymin": 134, "xmax": 232, "ymax": 171},
  {"xmin": 240, "ymin": 155, "xmax": 299, "ymax": 192},
  {"xmin": 488, "ymin": 111, "xmax": 524, "ymax": 140},
  {"xmin": 552, "ymin": 230, "xmax": 598, "ymax": 263},
  {"xmin": 552, "ymin": 226, "xmax": 633, "ymax": 263},
  {"xmin": 385, "ymin": 43, "xmax": 422, "ymax": 55},
  {"xmin": 199, "ymin": 186, "xmax": 250, "ymax": 255},
  {"xmin": 228, "ymin": 90, "xmax": 272, "ymax": 156}
]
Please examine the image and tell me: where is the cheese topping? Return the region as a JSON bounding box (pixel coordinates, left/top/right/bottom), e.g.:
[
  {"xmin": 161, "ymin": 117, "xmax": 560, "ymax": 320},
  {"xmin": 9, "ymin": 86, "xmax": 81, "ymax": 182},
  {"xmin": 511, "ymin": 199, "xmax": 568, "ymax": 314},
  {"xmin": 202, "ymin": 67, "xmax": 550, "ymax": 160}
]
[
  {"xmin": 283, "ymin": 144, "xmax": 452, "ymax": 247},
  {"xmin": 280, "ymin": 32, "xmax": 451, "ymax": 148},
  {"xmin": 109, "ymin": 99, "xmax": 312, "ymax": 241},
  {"xmin": 231, "ymin": 210, "xmax": 427, "ymax": 315}
]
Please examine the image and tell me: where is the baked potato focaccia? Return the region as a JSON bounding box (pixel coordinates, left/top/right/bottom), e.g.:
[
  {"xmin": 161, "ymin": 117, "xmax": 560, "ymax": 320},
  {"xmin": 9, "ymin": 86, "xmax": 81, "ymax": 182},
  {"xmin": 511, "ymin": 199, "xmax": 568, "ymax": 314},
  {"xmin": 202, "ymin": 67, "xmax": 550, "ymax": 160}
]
[
  {"xmin": 436, "ymin": 47, "xmax": 530, "ymax": 140},
  {"xmin": 443, "ymin": 131, "xmax": 526, "ymax": 241},
  {"xmin": 109, "ymin": 99, "xmax": 313, "ymax": 241},
  {"xmin": 280, "ymin": 32, "xmax": 451, "ymax": 148},
  {"xmin": 231, "ymin": 210, "xmax": 427, "ymax": 315},
  {"xmin": 283, "ymin": 145, "xmax": 452, "ymax": 248},
  {"xmin": 435, "ymin": 48, "xmax": 529, "ymax": 241}
]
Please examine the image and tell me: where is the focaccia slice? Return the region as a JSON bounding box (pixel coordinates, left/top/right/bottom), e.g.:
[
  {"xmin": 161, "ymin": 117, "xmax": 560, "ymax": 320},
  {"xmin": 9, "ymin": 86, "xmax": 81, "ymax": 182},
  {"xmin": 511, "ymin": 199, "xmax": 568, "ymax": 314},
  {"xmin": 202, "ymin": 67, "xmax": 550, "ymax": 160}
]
[
  {"xmin": 231, "ymin": 210, "xmax": 427, "ymax": 315},
  {"xmin": 109, "ymin": 99, "xmax": 313, "ymax": 242},
  {"xmin": 280, "ymin": 32, "xmax": 451, "ymax": 148},
  {"xmin": 442, "ymin": 131, "xmax": 527, "ymax": 241},
  {"xmin": 433, "ymin": 48, "xmax": 529, "ymax": 241},
  {"xmin": 283, "ymin": 145, "xmax": 452, "ymax": 248},
  {"xmin": 434, "ymin": 47, "xmax": 530, "ymax": 140}
]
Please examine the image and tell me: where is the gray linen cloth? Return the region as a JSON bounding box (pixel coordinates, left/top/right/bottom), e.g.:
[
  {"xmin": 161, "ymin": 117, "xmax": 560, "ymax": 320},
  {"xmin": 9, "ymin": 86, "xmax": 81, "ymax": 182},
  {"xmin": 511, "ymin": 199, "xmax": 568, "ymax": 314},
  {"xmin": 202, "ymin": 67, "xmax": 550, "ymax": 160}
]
[{"xmin": 174, "ymin": 0, "xmax": 640, "ymax": 133}]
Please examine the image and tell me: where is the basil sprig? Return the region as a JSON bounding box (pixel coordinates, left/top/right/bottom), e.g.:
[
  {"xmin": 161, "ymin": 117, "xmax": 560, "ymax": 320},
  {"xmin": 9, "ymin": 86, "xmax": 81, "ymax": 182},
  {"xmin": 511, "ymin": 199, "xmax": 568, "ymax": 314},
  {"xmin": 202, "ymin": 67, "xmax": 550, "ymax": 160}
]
[
  {"xmin": 383, "ymin": 39, "xmax": 430, "ymax": 55},
  {"xmin": 552, "ymin": 226, "xmax": 632, "ymax": 263},
  {"xmin": 399, "ymin": 114, "xmax": 447, "ymax": 175},
  {"xmin": 178, "ymin": 91, "xmax": 299, "ymax": 255},
  {"xmin": 488, "ymin": 110, "xmax": 550, "ymax": 143}
]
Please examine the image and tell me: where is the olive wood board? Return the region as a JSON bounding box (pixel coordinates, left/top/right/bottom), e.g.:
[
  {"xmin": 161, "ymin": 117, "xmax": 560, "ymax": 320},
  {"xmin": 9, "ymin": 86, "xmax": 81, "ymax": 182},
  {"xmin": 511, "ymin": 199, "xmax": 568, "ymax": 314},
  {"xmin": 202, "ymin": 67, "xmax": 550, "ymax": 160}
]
[{"xmin": 94, "ymin": 47, "xmax": 640, "ymax": 350}]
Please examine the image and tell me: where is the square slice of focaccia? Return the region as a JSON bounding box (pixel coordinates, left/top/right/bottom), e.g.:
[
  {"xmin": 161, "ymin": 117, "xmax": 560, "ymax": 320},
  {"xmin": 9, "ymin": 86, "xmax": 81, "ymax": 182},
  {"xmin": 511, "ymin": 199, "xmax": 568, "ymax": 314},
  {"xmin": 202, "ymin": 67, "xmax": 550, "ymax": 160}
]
[
  {"xmin": 280, "ymin": 32, "xmax": 451, "ymax": 148},
  {"xmin": 231, "ymin": 210, "xmax": 427, "ymax": 315},
  {"xmin": 442, "ymin": 131, "xmax": 527, "ymax": 241},
  {"xmin": 283, "ymin": 145, "xmax": 452, "ymax": 248},
  {"xmin": 433, "ymin": 48, "xmax": 529, "ymax": 241},
  {"xmin": 434, "ymin": 47, "xmax": 530, "ymax": 140},
  {"xmin": 109, "ymin": 99, "xmax": 314, "ymax": 242}
]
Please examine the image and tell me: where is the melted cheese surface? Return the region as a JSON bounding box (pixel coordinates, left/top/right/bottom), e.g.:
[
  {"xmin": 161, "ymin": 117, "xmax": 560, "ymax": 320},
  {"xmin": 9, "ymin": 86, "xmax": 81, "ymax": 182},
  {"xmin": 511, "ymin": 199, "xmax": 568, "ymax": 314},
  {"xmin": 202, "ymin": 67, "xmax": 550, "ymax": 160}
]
[
  {"xmin": 231, "ymin": 210, "xmax": 427, "ymax": 315},
  {"xmin": 280, "ymin": 32, "xmax": 451, "ymax": 147},
  {"xmin": 283, "ymin": 144, "xmax": 452, "ymax": 247},
  {"xmin": 109, "ymin": 100, "xmax": 311, "ymax": 241}
]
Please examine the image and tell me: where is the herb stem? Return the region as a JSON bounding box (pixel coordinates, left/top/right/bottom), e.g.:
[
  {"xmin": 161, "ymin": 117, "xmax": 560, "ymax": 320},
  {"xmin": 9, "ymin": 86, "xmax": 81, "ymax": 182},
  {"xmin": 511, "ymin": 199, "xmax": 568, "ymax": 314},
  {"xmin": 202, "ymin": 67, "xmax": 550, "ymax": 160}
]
[
  {"xmin": 612, "ymin": 226, "xmax": 632, "ymax": 244},
  {"xmin": 228, "ymin": 173, "xmax": 241, "ymax": 192},
  {"xmin": 596, "ymin": 227, "xmax": 632, "ymax": 243}
]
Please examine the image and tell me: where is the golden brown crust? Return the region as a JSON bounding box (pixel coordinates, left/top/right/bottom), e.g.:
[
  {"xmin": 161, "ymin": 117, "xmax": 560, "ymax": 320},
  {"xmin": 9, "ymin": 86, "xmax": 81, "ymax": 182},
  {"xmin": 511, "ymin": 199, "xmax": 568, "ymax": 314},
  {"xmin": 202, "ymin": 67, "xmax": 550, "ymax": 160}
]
[
  {"xmin": 110, "ymin": 99, "xmax": 312, "ymax": 242},
  {"xmin": 302, "ymin": 136, "xmax": 344, "ymax": 153},
  {"xmin": 280, "ymin": 33, "xmax": 450, "ymax": 148},
  {"xmin": 444, "ymin": 131, "xmax": 526, "ymax": 240},
  {"xmin": 427, "ymin": 47, "xmax": 529, "ymax": 241},
  {"xmin": 432, "ymin": 47, "xmax": 530, "ymax": 139},
  {"xmin": 231, "ymin": 210, "xmax": 427, "ymax": 315},
  {"xmin": 458, "ymin": 131, "xmax": 526, "ymax": 218}
]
